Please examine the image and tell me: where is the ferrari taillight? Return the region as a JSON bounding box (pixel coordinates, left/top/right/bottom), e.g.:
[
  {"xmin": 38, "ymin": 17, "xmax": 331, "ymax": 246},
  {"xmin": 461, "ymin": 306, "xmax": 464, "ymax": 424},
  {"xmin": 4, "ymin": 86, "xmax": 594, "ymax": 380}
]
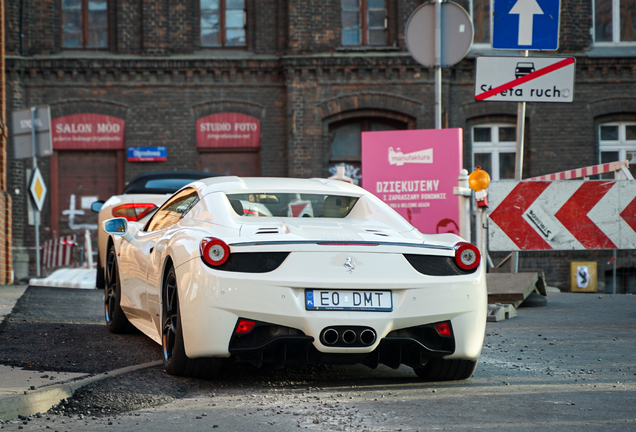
[
  {"xmin": 112, "ymin": 203, "xmax": 157, "ymax": 222},
  {"xmin": 200, "ymin": 237, "xmax": 230, "ymax": 267},
  {"xmin": 454, "ymin": 242, "xmax": 481, "ymax": 271}
]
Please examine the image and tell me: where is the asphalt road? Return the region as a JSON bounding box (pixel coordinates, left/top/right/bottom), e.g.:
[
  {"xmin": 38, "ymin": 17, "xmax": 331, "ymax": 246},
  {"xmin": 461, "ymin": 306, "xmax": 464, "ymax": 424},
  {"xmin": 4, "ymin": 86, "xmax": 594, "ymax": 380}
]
[{"xmin": 0, "ymin": 286, "xmax": 635, "ymax": 431}]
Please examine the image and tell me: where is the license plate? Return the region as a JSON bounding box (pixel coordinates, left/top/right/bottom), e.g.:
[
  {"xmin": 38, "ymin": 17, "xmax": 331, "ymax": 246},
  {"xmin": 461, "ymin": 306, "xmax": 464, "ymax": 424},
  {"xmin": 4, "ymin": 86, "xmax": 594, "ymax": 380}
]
[{"xmin": 305, "ymin": 289, "xmax": 392, "ymax": 312}]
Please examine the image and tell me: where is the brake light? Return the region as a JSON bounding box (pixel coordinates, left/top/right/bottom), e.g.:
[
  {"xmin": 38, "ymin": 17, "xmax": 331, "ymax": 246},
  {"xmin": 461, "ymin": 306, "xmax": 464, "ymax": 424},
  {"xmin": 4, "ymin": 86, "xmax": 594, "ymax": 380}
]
[
  {"xmin": 200, "ymin": 237, "xmax": 230, "ymax": 267},
  {"xmin": 235, "ymin": 319, "xmax": 256, "ymax": 334},
  {"xmin": 434, "ymin": 322, "xmax": 452, "ymax": 337},
  {"xmin": 112, "ymin": 203, "xmax": 157, "ymax": 222},
  {"xmin": 317, "ymin": 242, "xmax": 379, "ymax": 246},
  {"xmin": 454, "ymin": 242, "xmax": 481, "ymax": 271}
]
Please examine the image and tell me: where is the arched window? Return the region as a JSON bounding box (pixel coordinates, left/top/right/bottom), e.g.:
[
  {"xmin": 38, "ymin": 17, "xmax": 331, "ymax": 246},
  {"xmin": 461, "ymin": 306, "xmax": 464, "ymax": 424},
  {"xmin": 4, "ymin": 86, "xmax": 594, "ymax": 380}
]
[
  {"xmin": 599, "ymin": 121, "xmax": 636, "ymax": 178},
  {"xmin": 472, "ymin": 124, "xmax": 516, "ymax": 181},
  {"xmin": 329, "ymin": 118, "xmax": 406, "ymax": 184}
]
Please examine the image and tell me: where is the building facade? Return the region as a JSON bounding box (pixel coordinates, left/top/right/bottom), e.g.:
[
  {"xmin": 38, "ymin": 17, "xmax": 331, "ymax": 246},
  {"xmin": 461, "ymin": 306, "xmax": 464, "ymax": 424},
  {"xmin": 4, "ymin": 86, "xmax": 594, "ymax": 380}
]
[
  {"xmin": 0, "ymin": 0, "xmax": 12, "ymax": 285},
  {"xmin": 4, "ymin": 0, "xmax": 636, "ymax": 290}
]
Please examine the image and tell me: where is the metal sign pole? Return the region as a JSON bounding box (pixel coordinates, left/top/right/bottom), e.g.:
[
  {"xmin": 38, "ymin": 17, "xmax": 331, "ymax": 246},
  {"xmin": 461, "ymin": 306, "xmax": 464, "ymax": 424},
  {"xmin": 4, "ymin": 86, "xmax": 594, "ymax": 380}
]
[
  {"xmin": 511, "ymin": 50, "xmax": 529, "ymax": 274},
  {"xmin": 434, "ymin": 0, "xmax": 442, "ymax": 129},
  {"xmin": 31, "ymin": 107, "xmax": 41, "ymax": 277}
]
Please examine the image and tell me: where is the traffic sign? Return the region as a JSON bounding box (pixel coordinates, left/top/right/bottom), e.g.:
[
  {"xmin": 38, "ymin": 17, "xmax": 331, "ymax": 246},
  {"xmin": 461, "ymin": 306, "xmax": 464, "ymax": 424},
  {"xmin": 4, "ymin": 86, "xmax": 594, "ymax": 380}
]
[
  {"xmin": 29, "ymin": 167, "xmax": 47, "ymax": 212},
  {"xmin": 475, "ymin": 56, "xmax": 575, "ymax": 102},
  {"xmin": 12, "ymin": 106, "xmax": 52, "ymax": 159},
  {"xmin": 488, "ymin": 180, "xmax": 636, "ymax": 251},
  {"xmin": 405, "ymin": 1, "xmax": 473, "ymax": 67},
  {"xmin": 492, "ymin": 0, "xmax": 561, "ymax": 50}
]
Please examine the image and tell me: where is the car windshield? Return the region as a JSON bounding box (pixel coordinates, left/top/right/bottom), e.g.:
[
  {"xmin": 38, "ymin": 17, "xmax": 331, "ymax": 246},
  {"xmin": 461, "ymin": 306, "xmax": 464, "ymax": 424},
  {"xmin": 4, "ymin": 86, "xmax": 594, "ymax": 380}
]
[{"xmin": 225, "ymin": 193, "xmax": 359, "ymax": 218}]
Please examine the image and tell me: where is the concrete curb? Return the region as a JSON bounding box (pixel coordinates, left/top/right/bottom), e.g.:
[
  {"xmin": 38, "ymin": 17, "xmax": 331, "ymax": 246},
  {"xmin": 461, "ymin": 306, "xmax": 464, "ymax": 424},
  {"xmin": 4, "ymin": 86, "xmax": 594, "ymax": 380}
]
[{"xmin": 0, "ymin": 360, "xmax": 162, "ymax": 421}]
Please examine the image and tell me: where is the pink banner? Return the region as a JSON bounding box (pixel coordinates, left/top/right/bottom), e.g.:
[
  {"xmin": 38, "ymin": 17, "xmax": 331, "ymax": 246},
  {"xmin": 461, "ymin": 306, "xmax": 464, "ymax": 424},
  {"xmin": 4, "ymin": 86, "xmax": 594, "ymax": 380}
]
[
  {"xmin": 52, "ymin": 114, "xmax": 125, "ymax": 150},
  {"xmin": 361, "ymin": 128, "xmax": 463, "ymax": 236},
  {"xmin": 197, "ymin": 112, "xmax": 260, "ymax": 148}
]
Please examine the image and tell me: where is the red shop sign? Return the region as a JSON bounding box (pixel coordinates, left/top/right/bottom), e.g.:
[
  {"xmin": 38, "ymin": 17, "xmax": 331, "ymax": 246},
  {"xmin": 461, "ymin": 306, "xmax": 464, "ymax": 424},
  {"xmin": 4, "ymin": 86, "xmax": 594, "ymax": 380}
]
[
  {"xmin": 196, "ymin": 112, "xmax": 260, "ymax": 149},
  {"xmin": 52, "ymin": 114, "xmax": 125, "ymax": 150}
]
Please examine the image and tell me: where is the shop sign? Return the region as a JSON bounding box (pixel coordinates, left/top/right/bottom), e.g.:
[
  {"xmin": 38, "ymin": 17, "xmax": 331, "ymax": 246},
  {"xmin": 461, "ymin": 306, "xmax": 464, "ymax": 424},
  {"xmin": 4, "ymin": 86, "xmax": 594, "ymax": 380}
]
[
  {"xmin": 196, "ymin": 112, "xmax": 260, "ymax": 148},
  {"xmin": 52, "ymin": 113, "xmax": 125, "ymax": 150},
  {"xmin": 127, "ymin": 146, "xmax": 167, "ymax": 162},
  {"xmin": 361, "ymin": 129, "xmax": 463, "ymax": 236}
]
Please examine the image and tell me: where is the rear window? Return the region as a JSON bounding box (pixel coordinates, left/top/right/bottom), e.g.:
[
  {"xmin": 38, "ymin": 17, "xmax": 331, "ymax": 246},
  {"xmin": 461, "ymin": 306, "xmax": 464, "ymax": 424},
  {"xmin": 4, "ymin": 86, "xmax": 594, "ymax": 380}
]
[{"xmin": 225, "ymin": 193, "xmax": 358, "ymax": 218}]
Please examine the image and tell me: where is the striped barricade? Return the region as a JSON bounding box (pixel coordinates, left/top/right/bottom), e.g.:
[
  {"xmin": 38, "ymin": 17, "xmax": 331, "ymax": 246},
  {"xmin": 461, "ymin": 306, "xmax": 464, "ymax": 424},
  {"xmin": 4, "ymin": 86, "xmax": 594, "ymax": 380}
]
[{"xmin": 42, "ymin": 235, "xmax": 76, "ymax": 270}]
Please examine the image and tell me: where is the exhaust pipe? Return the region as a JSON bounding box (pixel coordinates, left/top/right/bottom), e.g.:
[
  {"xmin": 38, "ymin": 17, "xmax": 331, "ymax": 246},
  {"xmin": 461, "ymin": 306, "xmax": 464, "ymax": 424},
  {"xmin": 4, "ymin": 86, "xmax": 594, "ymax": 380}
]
[
  {"xmin": 342, "ymin": 329, "xmax": 357, "ymax": 344},
  {"xmin": 322, "ymin": 328, "xmax": 339, "ymax": 345},
  {"xmin": 360, "ymin": 329, "xmax": 376, "ymax": 346}
]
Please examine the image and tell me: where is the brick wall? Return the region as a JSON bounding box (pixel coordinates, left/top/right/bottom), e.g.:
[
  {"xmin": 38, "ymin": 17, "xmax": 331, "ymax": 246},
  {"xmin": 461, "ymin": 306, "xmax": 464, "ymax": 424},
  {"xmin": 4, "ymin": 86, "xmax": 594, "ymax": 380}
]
[
  {"xmin": 3, "ymin": 0, "xmax": 636, "ymax": 287},
  {"xmin": 0, "ymin": 0, "xmax": 13, "ymax": 284}
]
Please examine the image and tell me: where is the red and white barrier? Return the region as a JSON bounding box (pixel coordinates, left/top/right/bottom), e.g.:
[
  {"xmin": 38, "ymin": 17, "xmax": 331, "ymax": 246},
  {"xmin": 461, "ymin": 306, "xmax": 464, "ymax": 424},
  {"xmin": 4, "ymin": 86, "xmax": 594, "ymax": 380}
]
[
  {"xmin": 42, "ymin": 235, "xmax": 76, "ymax": 270},
  {"xmin": 526, "ymin": 160, "xmax": 632, "ymax": 181}
]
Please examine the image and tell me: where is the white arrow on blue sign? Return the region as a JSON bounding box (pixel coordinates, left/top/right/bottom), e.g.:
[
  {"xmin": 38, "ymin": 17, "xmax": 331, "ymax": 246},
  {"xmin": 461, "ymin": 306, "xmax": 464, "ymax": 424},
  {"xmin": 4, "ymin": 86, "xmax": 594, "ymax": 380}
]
[{"xmin": 492, "ymin": 0, "xmax": 560, "ymax": 50}]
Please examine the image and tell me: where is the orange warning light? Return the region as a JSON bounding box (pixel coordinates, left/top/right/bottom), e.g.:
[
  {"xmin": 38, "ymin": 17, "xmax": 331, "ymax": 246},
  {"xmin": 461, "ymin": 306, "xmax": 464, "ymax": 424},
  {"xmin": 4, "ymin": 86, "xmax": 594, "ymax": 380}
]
[{"xmin": 469, "ymin": 166, "xmax": 491, "ymax": 192}]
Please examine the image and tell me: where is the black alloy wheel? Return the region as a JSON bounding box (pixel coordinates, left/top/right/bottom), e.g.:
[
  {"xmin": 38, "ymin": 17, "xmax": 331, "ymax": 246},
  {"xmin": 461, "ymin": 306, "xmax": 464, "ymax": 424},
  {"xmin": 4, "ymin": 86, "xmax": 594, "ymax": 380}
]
[
  {"xmin": 162, "ymin": 267, "xmax": 180, "ymax": 369},
  {"xmin": 104, "ymin": 245, "xmax": 132, "ymax": 333},
  {"xmin": 162, "ymin": 265, "xmax": 222, "ymax": 378}
]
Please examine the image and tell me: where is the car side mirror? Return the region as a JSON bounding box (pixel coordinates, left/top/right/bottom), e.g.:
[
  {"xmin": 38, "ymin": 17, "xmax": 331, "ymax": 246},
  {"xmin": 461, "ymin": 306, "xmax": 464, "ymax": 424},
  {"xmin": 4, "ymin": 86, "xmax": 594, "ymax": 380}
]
[
  {"xmin": 103, "ymin": 217, "xmax": 139, "ymax": 246},
  {"xmin": 91, "ymin": 200, "xmax": 105, "ymax": 213},
  {"xmin": 103, "ymin": 217, "xmax": 128, "ymax": 235}
]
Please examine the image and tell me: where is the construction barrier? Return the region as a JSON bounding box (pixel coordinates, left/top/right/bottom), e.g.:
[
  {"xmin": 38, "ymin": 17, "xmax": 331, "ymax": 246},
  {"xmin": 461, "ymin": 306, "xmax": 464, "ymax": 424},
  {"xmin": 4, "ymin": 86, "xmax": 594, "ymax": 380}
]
[{"xmin": 41, "ymin": 235, "xmax": 76, "ymax": 270}]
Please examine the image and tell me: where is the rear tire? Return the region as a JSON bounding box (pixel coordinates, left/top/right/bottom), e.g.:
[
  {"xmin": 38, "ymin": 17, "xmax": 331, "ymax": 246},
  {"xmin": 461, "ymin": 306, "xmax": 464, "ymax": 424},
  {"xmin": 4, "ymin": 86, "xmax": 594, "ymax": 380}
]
[
  {"xmin": 104, "ymin": 245, "xmax": 132, "ymax": 333},
  {"xmin": 162, "ymin": 266, "xmax": 222, "ymax": 378},
  {"xmin": 413, "ymin": 358, "xmax": 478, "ymax": 381}
]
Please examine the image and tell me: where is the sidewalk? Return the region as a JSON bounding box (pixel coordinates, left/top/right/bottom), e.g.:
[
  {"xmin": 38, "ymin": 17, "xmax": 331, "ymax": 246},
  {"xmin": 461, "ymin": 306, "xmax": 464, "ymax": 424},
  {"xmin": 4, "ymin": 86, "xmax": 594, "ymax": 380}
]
[
  {"xmin": 0, "ymin": 285, "xmax": 90, "ymax": 420},
  {"xmin": 0, "ymin": 285, "xmax": 160, "ymax": 421}
]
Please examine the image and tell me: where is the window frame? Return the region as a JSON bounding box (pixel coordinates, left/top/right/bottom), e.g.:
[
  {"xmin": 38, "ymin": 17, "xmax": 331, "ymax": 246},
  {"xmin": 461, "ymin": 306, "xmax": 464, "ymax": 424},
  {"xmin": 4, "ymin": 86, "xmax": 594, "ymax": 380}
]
[
  {"xmin": 593, "ymin": 0, "xmax": 636, "ymax": 45},
  {"xmin": 471, "ymin": 123, "xmax": 517, "ymax": 181},
  {"xmin": 468, "ymin": 0, "xmax": 490, "ymax": 47},
  {"xmin": 341, "ymin": 0, "xmax": 389, "ymax": 47},
  {"xmin": 598, "ymin": 122, "xmax": 636, "ymax": 177},
  {"xmin": 61, "ymin": 0, "xmax": 109, "ymax": 50},
  {"xmin": 200, "ymin": 0, "xmax": 248, "ymax": 48}
]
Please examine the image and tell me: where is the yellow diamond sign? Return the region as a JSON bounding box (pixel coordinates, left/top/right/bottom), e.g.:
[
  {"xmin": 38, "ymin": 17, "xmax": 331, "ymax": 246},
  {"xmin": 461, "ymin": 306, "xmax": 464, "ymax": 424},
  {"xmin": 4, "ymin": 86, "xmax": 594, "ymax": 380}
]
[{"xmin": 29, "ymin": 167, "xmax": 47, "ymax": 212}]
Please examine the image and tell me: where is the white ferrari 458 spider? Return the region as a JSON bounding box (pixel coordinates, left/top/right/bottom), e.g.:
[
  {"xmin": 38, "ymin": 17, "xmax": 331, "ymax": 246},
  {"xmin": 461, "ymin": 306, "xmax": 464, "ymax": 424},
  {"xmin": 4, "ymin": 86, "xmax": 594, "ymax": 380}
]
[{"xmin": 102, "ymin": 176, "xmax": 487, "ymax": 380}]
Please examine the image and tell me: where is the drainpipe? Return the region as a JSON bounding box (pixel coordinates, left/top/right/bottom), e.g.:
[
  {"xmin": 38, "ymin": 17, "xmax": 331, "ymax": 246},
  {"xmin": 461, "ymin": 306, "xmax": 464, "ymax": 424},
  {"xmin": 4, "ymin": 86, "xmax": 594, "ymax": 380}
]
[{"xmin": 20, "ymin": 0, "xmax": 25, "ymax": 55}]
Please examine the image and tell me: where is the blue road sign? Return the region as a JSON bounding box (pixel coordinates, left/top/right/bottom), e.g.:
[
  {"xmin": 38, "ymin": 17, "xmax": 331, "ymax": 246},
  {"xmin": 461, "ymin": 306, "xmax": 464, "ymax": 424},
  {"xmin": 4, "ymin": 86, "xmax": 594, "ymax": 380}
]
[{"xmin": 492, "ymin": 0, "xmax": 560, "ymax": 50}]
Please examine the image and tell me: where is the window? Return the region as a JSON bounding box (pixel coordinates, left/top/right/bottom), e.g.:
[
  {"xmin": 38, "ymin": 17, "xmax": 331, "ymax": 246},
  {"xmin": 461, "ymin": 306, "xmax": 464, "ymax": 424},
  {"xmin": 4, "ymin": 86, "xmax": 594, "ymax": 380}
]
[
  {"xmin": 329, "ymin": 118, "xmax": 402, "ymax": 184},
  {"xmin": 62, "ymin": 0, "xmax": 108, "ymax": 48},
  {"xmin": 456, "ymin": 0, "xmax": 490, "ymax": 45},
  {"xmin": 201, "ymin": 0, "xmax": 246, "ymax": 47},
  {"xmin": 225, "ymin": 193, "xmax": 359, "ymax": 218},
  {"xmin": 472, "ymin": 124, "xmax": 516, "ymax": 181},
  {"xmin": 599, "ymin": 122, "xmax": 636, "ymax": 178},
  {"xmin": 145, "ymin": 189, "xmax": 200, "ymax": 232},
  {"xmin": 341, "ymin": 0, "xmax": 388, "ymax": 46},
  {"xmin": 594, "ymin": 0, "xmax": 636, "ymax": 44}
]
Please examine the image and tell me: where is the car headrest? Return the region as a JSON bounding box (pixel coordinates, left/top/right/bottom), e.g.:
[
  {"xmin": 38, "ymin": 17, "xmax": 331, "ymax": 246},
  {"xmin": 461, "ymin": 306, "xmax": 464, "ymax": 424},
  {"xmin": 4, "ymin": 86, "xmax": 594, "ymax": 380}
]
[
  {"xmin": 323, "ymin": 196, "xmax": 352, "ymax": 218},
  {"xmin": 229, "ymin": 199, "xmax": 244, "ymax": 215}
]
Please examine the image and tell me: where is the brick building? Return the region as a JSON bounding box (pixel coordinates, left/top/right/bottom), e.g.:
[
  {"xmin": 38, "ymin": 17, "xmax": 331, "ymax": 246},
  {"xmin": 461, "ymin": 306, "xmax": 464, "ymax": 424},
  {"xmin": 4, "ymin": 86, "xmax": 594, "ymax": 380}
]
[
  {"xmin": 0, "ymin": 0, "xmax": 12, "ymax": 285},
  {"xmin": 3, "ymin": 0, "xmax": 636, "ymax": 290}
]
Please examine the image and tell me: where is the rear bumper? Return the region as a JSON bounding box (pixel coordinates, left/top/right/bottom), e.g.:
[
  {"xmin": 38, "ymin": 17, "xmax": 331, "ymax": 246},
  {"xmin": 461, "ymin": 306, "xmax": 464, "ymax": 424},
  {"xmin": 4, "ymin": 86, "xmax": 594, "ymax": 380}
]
[
  {"xmin": 228, "ymin": 319, "xmax": 456, "ymax": 369},
  {"xmin": 175, "ymin": 253, "xmax": 487, "ymax": 364}
]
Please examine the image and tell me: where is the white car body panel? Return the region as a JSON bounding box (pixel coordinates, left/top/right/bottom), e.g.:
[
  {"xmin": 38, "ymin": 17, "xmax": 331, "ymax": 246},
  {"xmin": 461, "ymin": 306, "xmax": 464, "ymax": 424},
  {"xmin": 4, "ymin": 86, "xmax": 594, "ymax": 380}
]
[{"xmin": 107, "ymin": 176, "xmax": 488, "ymax": 373}]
